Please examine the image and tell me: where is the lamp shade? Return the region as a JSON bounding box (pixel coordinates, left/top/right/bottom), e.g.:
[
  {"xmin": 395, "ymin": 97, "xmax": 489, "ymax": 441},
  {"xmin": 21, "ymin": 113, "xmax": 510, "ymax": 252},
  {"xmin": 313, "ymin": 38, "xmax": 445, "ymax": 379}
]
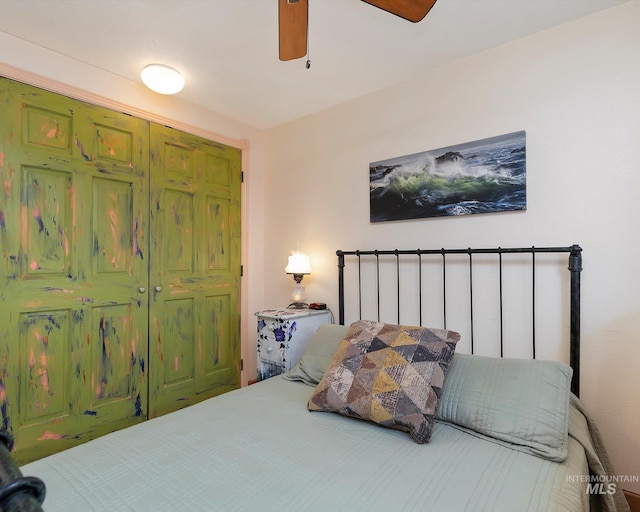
[
  {"xmin": 141, "ymin": 64, "xmax": 185, "ymax": 95},
  {"xmin": 285, "ymin": 252, "xmax": 311, "ymax": 275}
]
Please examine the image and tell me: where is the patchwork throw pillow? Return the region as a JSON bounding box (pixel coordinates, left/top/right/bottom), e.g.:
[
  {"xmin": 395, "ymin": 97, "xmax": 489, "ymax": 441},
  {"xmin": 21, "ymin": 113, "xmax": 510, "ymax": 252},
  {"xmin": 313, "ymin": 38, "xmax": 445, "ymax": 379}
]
[{"xmin": 308, "ymin": 320, "xmax": 460, "ymax": 443}]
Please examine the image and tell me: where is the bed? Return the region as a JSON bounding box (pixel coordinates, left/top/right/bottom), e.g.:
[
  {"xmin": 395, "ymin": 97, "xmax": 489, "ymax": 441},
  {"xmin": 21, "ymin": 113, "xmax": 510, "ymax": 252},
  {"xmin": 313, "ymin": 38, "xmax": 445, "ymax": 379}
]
[{"xmin": 1, "ymin": 245, "xmax": 630, "ymax": 511}]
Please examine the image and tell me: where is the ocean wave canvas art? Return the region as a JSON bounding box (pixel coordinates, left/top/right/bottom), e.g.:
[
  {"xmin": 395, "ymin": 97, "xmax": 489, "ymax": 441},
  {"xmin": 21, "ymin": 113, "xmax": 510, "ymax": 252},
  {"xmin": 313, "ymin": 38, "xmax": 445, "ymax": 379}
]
[{"xmin": 370, "ymin": 131, "xmax": 526, "ymax": 222}]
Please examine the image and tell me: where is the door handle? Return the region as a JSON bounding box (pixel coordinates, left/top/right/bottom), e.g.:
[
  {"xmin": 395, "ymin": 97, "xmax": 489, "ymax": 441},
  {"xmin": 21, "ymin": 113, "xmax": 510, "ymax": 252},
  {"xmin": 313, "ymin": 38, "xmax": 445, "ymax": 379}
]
[
  {"xmin": 138, "ymin": 287, "xmax": 146, "ymax": 293},
  {"xmin": 154, "ymin": 285, "xmax": 162, "ymax": 292}
]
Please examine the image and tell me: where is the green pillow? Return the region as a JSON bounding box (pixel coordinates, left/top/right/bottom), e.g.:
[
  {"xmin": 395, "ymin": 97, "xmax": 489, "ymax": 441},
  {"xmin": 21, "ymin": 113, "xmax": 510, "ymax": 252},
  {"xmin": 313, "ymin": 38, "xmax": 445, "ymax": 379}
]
[
  {"xmin": 436, "ymin": 353, "xmax": 573, "ymax": 461},
  {"xmin": 283, "ymin": 324, "xmax": 349, "ymax": 386}
]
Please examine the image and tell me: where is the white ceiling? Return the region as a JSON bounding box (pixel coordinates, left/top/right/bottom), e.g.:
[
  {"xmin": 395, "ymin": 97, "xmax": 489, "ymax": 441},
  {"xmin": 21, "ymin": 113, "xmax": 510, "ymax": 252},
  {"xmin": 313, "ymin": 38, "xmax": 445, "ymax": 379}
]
[{"xmin": 0, "ymin": 0, "xmax": 627, "ymax": 129}]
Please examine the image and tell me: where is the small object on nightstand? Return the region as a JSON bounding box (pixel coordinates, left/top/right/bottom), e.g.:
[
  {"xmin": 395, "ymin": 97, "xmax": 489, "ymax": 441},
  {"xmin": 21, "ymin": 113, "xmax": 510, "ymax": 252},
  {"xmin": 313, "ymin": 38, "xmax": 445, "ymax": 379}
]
[
  {"xmin": 308, "ymin": 302, "xmax": 326, "ymax": 310},
  {"xmin": 255, "ymin": 308, "xmax": 332, "ymax": 381},
  {"xmin": 287, "ymin": 302, "xmax": 308, "ymax": 310}
]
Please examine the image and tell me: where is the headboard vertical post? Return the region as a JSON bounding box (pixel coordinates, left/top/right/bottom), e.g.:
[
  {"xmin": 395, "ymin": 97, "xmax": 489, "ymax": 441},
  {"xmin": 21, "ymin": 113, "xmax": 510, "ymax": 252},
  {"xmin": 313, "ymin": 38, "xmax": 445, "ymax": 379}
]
[
  {"xmin": 337, "ymin": 250, "xmax": 345, "ymax": 325},
  {"xmin": 441, "ymin": 249, "xmax": 447, "ymax": 329},
  {"xmin": 468, "ymin": 249, "xmax": 474, "ymax": 354},
  {"xmin": 395, "ymin": 250, "xmax": 400, "ymax": 324},
  {"xmin": 568, "ymin": 245, "xmax": 583, "ymax": 397}
]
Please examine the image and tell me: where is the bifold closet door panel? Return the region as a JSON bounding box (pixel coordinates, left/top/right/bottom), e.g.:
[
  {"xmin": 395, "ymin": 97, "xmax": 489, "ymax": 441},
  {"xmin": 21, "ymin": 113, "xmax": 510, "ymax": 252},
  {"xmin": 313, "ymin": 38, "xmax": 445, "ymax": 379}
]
[
  {"xmin": 0, "ymin": 78, "xmax": 150, "ymax": 463},
  {"xmin": 148, "ymin": 124, "xmax": 242, "ymax": 418},
  {"xmin": 0, "ymin": 76, "xmax": 242, "ymax": 462}
]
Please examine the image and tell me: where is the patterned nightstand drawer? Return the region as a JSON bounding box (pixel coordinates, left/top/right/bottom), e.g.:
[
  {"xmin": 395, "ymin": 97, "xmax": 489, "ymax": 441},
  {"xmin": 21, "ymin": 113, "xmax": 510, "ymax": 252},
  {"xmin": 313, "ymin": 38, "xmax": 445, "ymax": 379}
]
[
  {"xmin": 258, "ymin": 333, "xmax": 288, "ymax": 365},
  {"xmin": 255, "ymin": 308, "xmax": 332, "ymax": 381}
]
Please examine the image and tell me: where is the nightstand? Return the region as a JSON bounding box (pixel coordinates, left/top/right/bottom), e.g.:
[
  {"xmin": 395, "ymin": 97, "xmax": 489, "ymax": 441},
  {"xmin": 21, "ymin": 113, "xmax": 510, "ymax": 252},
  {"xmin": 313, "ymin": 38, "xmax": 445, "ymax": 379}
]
[{"xmin": 255, "ymin": 308, "xmax": 332, "ymax": 381}]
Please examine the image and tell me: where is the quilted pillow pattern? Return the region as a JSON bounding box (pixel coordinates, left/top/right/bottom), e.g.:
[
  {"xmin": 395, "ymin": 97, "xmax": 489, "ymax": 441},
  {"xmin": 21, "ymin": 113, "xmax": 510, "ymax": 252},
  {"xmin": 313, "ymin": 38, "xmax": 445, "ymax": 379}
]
[
  {"xmin": 435, "ymin": 353, "xmax": 573, "ymax": 461},
  {"xmin": 308, "ymin": 320, "xmax": 460, "ymax": 443}
]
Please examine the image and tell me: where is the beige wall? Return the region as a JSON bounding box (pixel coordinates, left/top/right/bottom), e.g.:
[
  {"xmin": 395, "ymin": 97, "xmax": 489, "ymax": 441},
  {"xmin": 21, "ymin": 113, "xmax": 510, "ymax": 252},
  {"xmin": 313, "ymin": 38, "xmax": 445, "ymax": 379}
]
[{"xmin": 264, "ymin": 2, "xmax": 640, "ymax": 491}]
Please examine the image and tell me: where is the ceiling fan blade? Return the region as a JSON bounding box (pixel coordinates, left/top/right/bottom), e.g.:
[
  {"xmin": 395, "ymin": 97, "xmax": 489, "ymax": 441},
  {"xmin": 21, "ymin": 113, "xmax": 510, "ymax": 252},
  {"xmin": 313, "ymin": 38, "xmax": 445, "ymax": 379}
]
[
  {"xmin": 361, "ymin": 0, "xmax": 437, "ymax": 23},
  {"xmin": 279, "ymin": 0, "xmax": 308, "ymax": 61}
]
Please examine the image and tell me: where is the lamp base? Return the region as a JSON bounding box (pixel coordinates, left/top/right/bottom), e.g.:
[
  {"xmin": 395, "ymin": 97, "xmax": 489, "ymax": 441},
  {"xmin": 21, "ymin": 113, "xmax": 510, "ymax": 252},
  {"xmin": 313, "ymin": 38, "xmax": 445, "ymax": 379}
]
[{"xmin": 287, "ymin": 302, "xmax": 308, "ymax": 310}]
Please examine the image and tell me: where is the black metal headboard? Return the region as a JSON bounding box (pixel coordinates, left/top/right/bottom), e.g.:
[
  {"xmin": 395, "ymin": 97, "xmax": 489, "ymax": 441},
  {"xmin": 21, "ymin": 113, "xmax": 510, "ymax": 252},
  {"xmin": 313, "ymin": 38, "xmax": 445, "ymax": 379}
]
[{"xmin": 336, "ymin": 245, "xmax": 583, "ymax": 396}]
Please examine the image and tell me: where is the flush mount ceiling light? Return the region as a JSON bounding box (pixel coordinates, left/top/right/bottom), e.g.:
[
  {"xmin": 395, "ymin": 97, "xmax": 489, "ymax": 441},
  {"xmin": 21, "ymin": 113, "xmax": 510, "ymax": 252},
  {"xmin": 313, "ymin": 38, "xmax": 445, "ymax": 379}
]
[{"xmin": 140, "ymin": 64, "xmax": 185, "ymax": 95}]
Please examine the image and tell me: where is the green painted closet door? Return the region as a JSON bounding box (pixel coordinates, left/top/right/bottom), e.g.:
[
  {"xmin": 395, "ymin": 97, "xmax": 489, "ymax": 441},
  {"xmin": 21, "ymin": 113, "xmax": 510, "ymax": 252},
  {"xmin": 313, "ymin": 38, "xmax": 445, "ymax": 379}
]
[
  {"xmin": 0, "ymin": 78, "xmax": 149, "ymax": 463},
  {"xmin": 148, "ymin": 124, "xmax": 241, "ymax": 417}
]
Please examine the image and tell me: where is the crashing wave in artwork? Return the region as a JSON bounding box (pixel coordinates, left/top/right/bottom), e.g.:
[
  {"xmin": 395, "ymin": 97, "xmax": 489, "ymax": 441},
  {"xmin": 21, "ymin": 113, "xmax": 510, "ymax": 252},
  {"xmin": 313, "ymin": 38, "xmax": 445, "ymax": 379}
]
[{"xmin": 369, "ymin": 131, "xmax": 526, "ymax": 222}]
